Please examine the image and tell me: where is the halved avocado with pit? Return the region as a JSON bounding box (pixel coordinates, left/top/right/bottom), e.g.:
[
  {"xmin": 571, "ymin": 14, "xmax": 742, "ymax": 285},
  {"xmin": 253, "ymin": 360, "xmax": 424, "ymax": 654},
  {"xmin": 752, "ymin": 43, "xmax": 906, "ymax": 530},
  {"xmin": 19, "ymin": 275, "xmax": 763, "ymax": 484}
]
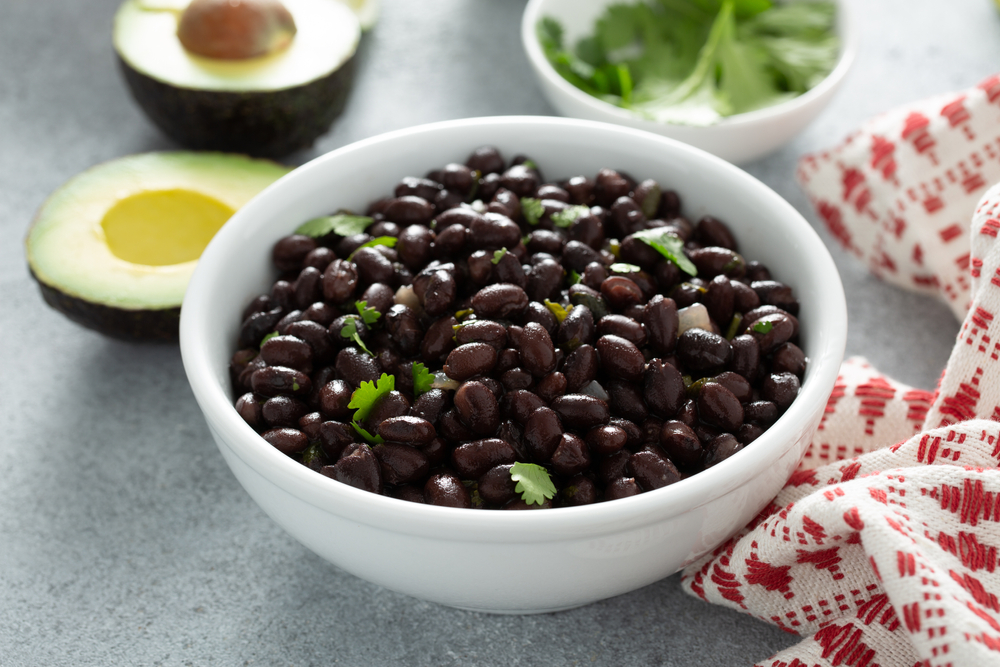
[
  {"xmin": 113, "ymin": 0, "xmax": 361, "ymax": 157},
  {"xmin": 26, "ymin": 152, "xmax": 290, "ymax": 341}
]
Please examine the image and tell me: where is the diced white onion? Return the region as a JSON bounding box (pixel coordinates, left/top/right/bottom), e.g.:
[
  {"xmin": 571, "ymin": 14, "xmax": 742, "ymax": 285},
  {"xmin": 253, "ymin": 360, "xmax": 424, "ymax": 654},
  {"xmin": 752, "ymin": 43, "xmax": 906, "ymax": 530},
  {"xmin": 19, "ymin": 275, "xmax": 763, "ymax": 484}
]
[
  {"xmin": 677, "ymin": 303, "xmax": 710, "ymax": 335},
  {"xmin": 394, "ymin": 284, "xmax": 420, "ymax": 310}
]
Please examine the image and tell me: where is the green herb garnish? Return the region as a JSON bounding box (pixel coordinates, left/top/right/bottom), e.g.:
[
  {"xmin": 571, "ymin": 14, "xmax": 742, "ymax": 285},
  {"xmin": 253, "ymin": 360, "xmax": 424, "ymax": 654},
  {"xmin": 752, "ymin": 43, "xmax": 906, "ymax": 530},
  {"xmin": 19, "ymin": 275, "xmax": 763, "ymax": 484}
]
[
  {"xmin": 751, "ymin": 320, "xmax": 774, "ymax": 334},
  {"xmin": 354, "ymin": 300, "xmax": 381, "ymax": 325},
  {"xmin": 521, "ymin": 159, "xmax": 538, "ymax": 170},
  {"xmin": 348, "ymin": 373, "xmax": 395, "ymax": 443},
  {"xmin": 521, "ymin": 197, "xmax": 545, "ymax": 226},
  {"xmin": 295, "ymin": 213, "xmax": 373, "ymax": 238},
  {"xmin": 724, "ymin": 313, "xmax": 743, "ymax": 340},
  {"xmin": 412, "ymin": 362, "xmax": 434, "ymax": 397},
  {"xmin": 259, "ymin": 331, "xmax": 280, "ymax": 347},
  {"xmin": 348, "ymin": 235, "xmax": 398, "ymax": 259},
  {"xmin": 538, "ymin": 0, "xmax": 838, "ymax": 126},
  {"xmin": 340, "ymin": 317, "xmax": 373, "ymax": 356},
  {"xmin": 631, "ymin": 228, "xmax": 697, "ymax": 276},
  {"xmin": 510, "ymin": 462, "xmax": 557, "ymax": 506},
  {"xmin": 610, "ymin": 262, "xmax": 641, "ymax": 273},
  {"xmin": 492, "ymin": 248, "xmax": 508, "ymax": 264},
  {"xmin": 568, "ymin": 270, "xmax": 582, "ymax": 285},
  {"xmin": 551, "ymin": 205, "xmax": 591, "ymax": 228},
  {"xmin": 543, "ymin": 299, "xmax": 573, "ymax": 323}
]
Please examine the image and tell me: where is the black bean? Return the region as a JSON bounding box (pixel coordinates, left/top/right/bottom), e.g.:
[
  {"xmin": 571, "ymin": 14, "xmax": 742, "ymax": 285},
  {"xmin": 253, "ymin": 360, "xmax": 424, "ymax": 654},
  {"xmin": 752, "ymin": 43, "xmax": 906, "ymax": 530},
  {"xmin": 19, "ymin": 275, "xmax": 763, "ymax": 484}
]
[
  {"xmin": 643, "ymin": 295, "xmax": 679, "ymax": 355},
  {"xmin": 454, "ymin": 380, "xmax": 500, "ymax": 435},
  {"xmin": 251, "ymin": 365, "xmax": 312, "ymax": 397},
  {"xmin": 597, "ymin": 314, "xmax": 647, "ymax": 347},
  {"xmin": 606, "ymin": 379, "xmax": 648, "ymax": 423},
  {"xmin": 396, "ymin": 224, "xmax": 435, "ymax": 271},
  {"xmin": 557, "ymin": 305, "xmax": 596, "ymax": 350},
  {"xmin": 452, "ymin": 438, "xmax": 516, "ymax": 479},
  {"xmin": 322, "ymin": 259, "xmax": 359, "ymax": 304},
  {"xmin": 317, "ymin": 421, "xmax": 355, "ymax": 460},
  {"xmin": 600, "ymin": 276, "xmax": 644, "ymax": 310},
  {"xmin": 562, "ymin": 240, "xmax": 605, "ymax": 273},
  {"xmin": 593, "ymin": 168, "xmax": 631, "ymax": 206},
  {"xmin": 239, "ymin": 306, "xmax": 283, "ymax": 348},
  {"xmin": 334, "ymin": 348, "xmax": 379, "ymax": 388},
  {"xmin": 444, "ymin": 342, "xmax": 498, "ymax": 382},
  {"xmin": 373, "ymin": 443, "xmax": 430, "ymax": 485},
  {"xmin": 535, "ymin": 371, "xmax": 567, "ymax": 403},
  {"xmin": 262, "ymin": 427, "xmax": 309, "ymax": 455},
  {"xmin": 702, "ymin": 433, "xmax": 742, "ymax": 468},
  {"xmin": 470, "ymin": 212, "xmax": 523, "ymax": 250},
  {"xmin": 550, "ymin": 394, "xmax": 610, "ymax": 429},
  {"xmin": 560, "ymin": 474, "xmax": 598, "ymax": 506},
  {"xmin": 489, "ymin": 188, "xmax": 521, "ymax": 219},
  {"xmin": 752, "ymin": 280, "xmax": 799, "ymax": 315},
  {"xmin": 771, "ymin": 342, "xmax": 807, "ymax": 376},
  {"xmin": 596, "ymin": 334, "xmax": 645, "ymax": 382},
  {"xmin": 467, "ymin": 146, "xmax": 505, "ymax": 175},
  {"xmin": 376, "ymin": 415, "xmax": 436, "ymax": 446},
  {"xmin": 272, "ymin": 234, "xmax": 316, "ymax": 272},
  {"xmin": 472, "ymin": 283, "xmax": 529, "ymax": 319},
  {"xmin": 499, "ymin": 164, "xmax": 539, "ymax": 197},
  {"xmin": 749, "ymin": 312, "xmax": 795, "ymax": 354},
  {"xmin": 643, "ymin": 359, "xmax": 685, "ymax": 419},
  {"xmin": 424, "ymin": 472, "xmax": 471, "ymax": 508},
  {"xmin": 609, "ymin": 196, "xmax": 646, "ymax": 237},
  {"xmin": 421, "ymin": 315, "xmax": 458, "ymax": 363},
  {"xmin": 762, "ymin": 372, "xmax": 800, "ymax": 410},
  {"xmin": 501, "ymin": 389, "xmax": 546, "ymax": 425},
  {"xmin": 235, "ymin": 392, "xmax": 262, "ymax": 427},
  {"xmin": 518, "ymin": 322, "xmax": 557, "ymax": 377},
  {"xmin": 525, "ymin": 258, "xmax": 563, "ymax": 302},
  {"xmin": 569, "ymin": 285, "xmax": 610, "ymax": 320},
  {"xmin": 676, "ymin": 329, "xmax": 732, "ymax": 373},
  {"xmin": 562, "ymin": 343, "xmax": 599, "ymax": 392},
  {"xmin": 522, "ymin": 301, "xmax": 559, "ymax": 336},
  {"xmin": 262, "ymin": 395, "xmax": 309, "ymax": 427},
  {"xmin": 696, "ymin": 382, "xmax": 744, "ymax": 433},
  {"xmin": 585, "ymin": 424, "xmax": 628, "ymax": 457},
  {"xmin": 523, "ymin": 406, "xmax": 563, "ymax": 462},
  {"xmin": 605, "ymin": 477, "xmax": 642, "ymax": 500},
  {"xmin": 629, "ymin": 450, "xmax": 681, "ymax": 491},
  {"xmin": 659, "ymin": 421, "xmax": 702, "ymax": 468},
  {"xmin": 383, "ymin": 195, "xmax": 434, "ymax": 226},
  {"xmin": 688, "ymin": 247, "xmax": 745, "ymax": 279},
  {"xmin": 695, "ymin": 216, "xmax": 738, "ymax": 250},
  {"xmin": 551, "ymin": 433, "xmax": 591, "ymax": 476},
  {"xmin": 421, "ymin": 269, "xmax": 457, "ymax": 316},
  {"xmin": 478, "ymin": 463, "xmax": 517, "ymax": 505}
]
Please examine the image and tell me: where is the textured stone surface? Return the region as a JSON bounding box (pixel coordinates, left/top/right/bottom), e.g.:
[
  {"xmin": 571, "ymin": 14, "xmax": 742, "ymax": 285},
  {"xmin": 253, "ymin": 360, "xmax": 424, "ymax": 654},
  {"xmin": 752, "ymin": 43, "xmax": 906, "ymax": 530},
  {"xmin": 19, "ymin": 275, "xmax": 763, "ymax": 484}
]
[{"xmin": 2, "ymin": 0, "xmax": 998, "ymax": 665}]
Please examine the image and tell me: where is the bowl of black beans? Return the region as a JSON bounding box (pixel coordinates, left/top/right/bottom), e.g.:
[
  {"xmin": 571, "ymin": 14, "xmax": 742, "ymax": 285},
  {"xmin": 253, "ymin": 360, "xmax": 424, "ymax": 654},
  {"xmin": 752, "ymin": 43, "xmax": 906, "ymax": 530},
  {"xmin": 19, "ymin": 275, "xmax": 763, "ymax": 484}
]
[{"xmin": 180, "ymin": 116, "xmax": 846, "ymax": 613}]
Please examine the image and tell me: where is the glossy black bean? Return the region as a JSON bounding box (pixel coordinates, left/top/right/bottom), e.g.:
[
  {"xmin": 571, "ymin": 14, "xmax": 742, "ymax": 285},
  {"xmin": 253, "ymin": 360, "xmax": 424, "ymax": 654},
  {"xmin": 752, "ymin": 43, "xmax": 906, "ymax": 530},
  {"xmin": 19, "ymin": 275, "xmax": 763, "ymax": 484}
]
[
  {"xmin": 239, "ymin": 306, "xmax": 283, "ymax": 347},
  {"xmin": 423, "ymin": 472, "xmax": 471, "ymax": 508},
  {"xmin": 274, "ymin": 309, "xmax": 303, "ymax": 335},
  {"xmin": 380, "ymin": 305, "xmax": 421, "ymax": 357},
  {"xmin": 321, "ymin": 444, "xmax": 383, "ymax": 493},
  {"xmin": 452, "ymin": 320, "xmax": 504, "ymax": 350},
  {"xmin": 560, "ymin": 474, "xmax": 598, "ymax": 507},
  {"xmin": 676, "ymin": 399, "xmax": 698, "ymax": 428},
  {"xmin": 550, "ymin": 433, "xmax": 590, "ymax": 476},
  {"xmin": 697, "ymin": 382, "xmax": 744, "ymax": 433},
  {"xmin": 643, "ymin": 295, "xmax": 679, "ymax": 355},
  {"xmin": 643, "ymin": 359, "xmax": 685, "ymax": 419},
  {"xmin": 251, "ymin": 365, "xmax": 312, "ymax": 397},
  {"xmin": 489, "ymin": 188, "xmax": 521, "ymax": 220},
  {"xmin": 606, "ymin": 379, "xmax": 648, "ymax": 423},
  {"xmin": 499, "ymin": 164, "xmax": 539, "ymax": 197},
  {"xmin": 468, "ymin": 212, "xmax": 522, "ymax": 251},
  {"xmin": 333, "ymin": 347, "xmax": 379, "ymax": 388},
  {"xmin": 749, "ymin": 312, "xmax": 796, "ymax": 354},
  {"xmin": 557, "ymin": 304, "xmax": 596, "ymax": 350},
  {"xmin": 771, "ymin": 342, "xmax": 807, "ymax": 376},
  {"xmin": 262, "ymin": 395, "xmax": 309, "ymax": 427},
  {"xmin": 444, "ymin": 342, "xmax": 498, "ymax": 382},
  {"xmin": 263, "ymin": 427, "xmax": 309, "ymax": 455},
  {"xmin": 258, "ymin": 334, "xmax": 311, "ymax": 373},
  {"xmin": 593, "ymin": 168, "xmax": 631, "ymax": 206},
  {"xmin": 605, "ymin": 477, "xmax": 642, "ymax": 500},
  {"xmin": 568, "ymin": 213, "xmax": 605, "ymax": 250},
  {"xmin": 314, "ymin": 420, "xmax": 352, "ymax": 460},
  {"xmin": 472, "ymin": 283, "xmax": 529, "ymax": 319},
  {"xmin": 609, "ymin": 196, "xmax": 646, "ymax": 237},
  {"xmin": 712, "ymin": 371, "xmax": 753, "ymax": 403},
  {"xmin": 600, "ymin": 276, "xmax": 643, "ymax": 311},
  {"xmin": 762, "ymin": 372, "xmax": 800, "ymax": 410},
  {"xmin": 743, "ymin": 305, "xmax": 799, "ymax": 339},
  {"xmin": 752, "ymin": 280, "xmax": 799, "ymax": 315},
  {"xmin": 596, "ymin": 314, "xmax": 647, "ymax": 347},
  {"xmin": 629, "ymin": 450, "xmax": 681, "ymax": 491},
  {"xmin": 676, "ymin": 329, "xmax": 732, "ymax": 373},
  {"xmin": 452, "ymin": 438, "xmax": 516, "ymax": 479},
  {"xmin": 523, "ymin": 407, "xmax": 563, "ymax": 462},
  {"xmin": 703, "ymin": 274, "xmax": 735, "ymax": 327},
  {"xmin": 535, "ymin": 371, "xmax": 567, "ymax": 404},
  {"xmin": 596, "ymin": 334, "xmax": 645, "ymax": 382},
  {"xmin": 568, "ymin": 285, "xmax": 610, "ymax": 320},
  {"xmin": 732, "ymin": 280, "xmax": 761, "ymax": 313},
  {"xmin": 321, "ymin": 259, "xmax": 359, "ymax": 304},
  {"xmin": 272, "ymin": 234, "xmax": 316, "ymax": 272},
  {"xmin": 562, "ymin": 343, "xmax": 599, "ymax": 392},
  {"xmin": 478, "ymin": 463, "xmax": 517, "ymax": 505},
  {"xmin": 695, "ymin": 216, "xmax": 738, "ymax": 250},
  {"xmin": 235, "ymin": 392, "xmax": 262, "ymax": 427},
  {"xmin": 292, "ymin": 266, "xmax": 323, "ymax": 309},
  {"xmin": 314, "ymin": 379, "xmax": 350, "ymax": 421},
  {"xmin": 523, "ymin": 258, "xmax": 561, "ymax": 302},
  {"xmin": 585, "ymin": 424, "xmax": 628, "ymax": 457},
  {"xmin": 550, "ymin": 394, "xmax": 610, "ymax": 429},
  {"xmin": 728, "ymin": 334, "xmax": 761, "ymax": 382},
  {"xmin": 737, "ymin": 423, "xmax": 764, "ymax": 445},
  {"xmin": 659, "ymin": 421, "xmax": 702, "ymax": 468},
  {"xmin": 373, "ymin": 443, "xmax": 430, "ymax": 485},
  {"xmin": 562, "ymin": 240, "xmax": 605, "ymax": 273},
  {"xmin": 395, "ymin": 224, "xmax": 435, "ymax": 271},
  {"xmin": 376, "ymin": 415, "xmax": 436, "ymax": 446},
  {"xmin": 454, "ymin": 380, "xmax": 500, "ymax": 435},
  {"xmin": 466, "ymin": 145, "xmax": 505, "ymax": 175},
  {"xmin": 382, "ymin": 195, "xmax": 434, "ymax": 226},
  {"xmin": 419, "ymin": 269, "xmax": 456, "ymax": 316},
  {"xmin": 702, "ymin": 433, "xmax": 742, "ymax": 468},
  {"xmin": 421, "ymin": 315, "xmax": 458, "ymax": 363},
  {"xmin": 526, "ymin": 229, "xmax": 564, "ymax": 256},
  {"xmin": 517, "ymin": 322, "xmax": 557, "ymax": 378},
  {"xmin": 395, "ymin": 176, "xmax": 443, "ymax": 201},
  {"xmin": 688, "ymin": 246, "xmax": 745, "ymax": 279}
]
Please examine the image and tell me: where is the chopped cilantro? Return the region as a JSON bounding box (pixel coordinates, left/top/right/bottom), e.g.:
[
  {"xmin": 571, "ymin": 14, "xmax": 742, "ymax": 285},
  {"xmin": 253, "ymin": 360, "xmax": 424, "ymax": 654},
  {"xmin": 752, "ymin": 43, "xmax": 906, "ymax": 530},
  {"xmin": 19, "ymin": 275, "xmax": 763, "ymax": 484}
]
[
  {"xmin": 724, "ymin": 313, "xmax": 743, "ymax": 340},
  {"xmin": 412, "ymin": 362, "xmax": 435, "ymax": 397},
  {"xmin": 340, "ymin": 317, "xmax": 373, "ymax": 356},
  {"xmin": 520, "ymin": 159, "xmax": 538, "ymax": 170},
  {"xmin": 510, "ymin": 462, "xmax": 557, "ymax": 506},
  {"xmin": 551, "ymin": 205, "xmax": 591, "ymax": 228},
  {"xmin": 751, "ymin": 320, "xmax": 774, "ymax": 334},
  {"xmin": 354, "ymin": 300, "xmax": 381, "ymax": 325},
  {"xmin": 492, "ymin": 248, "xmax": 508, "ymax": 264},
  {"xmin": 631, "ymin": 228, "xmax": 697, "ymax": 276},
  {"xmin": 521, "ymin": 197, "xmax": 545, "ymax": 226},
  {"xmin": 543, "ymin": 299, "xmax": 573, "ymax": 323},
  {"xmin": 348, "ymin": 235, "xmax": 398, "ymax": 259},
  {"xmin": 259, "ymin": 331, "xmax": 279, "ymax": 347},
  {"xmin": 568, "ymin": 269, "xmax": 582, "ymax": 285},
  {"xmin": 348, "ymin": 373, "xmax": 395, "ymax": 441},
  {"xmin": 295, "ymin": 213, "xmax": 372, "ymax": 238},
  {"xmin": 610, "ymin": 262, "xmax": 641, "ymax": 273}
]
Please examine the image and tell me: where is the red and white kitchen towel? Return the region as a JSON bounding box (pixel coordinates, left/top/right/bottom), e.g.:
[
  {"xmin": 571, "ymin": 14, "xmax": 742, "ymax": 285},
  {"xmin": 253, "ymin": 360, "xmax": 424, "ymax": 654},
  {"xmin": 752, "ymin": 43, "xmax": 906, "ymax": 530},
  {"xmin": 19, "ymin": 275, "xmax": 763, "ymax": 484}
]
[{"xmin": 680, "ymin": 76, "xmax": 1000, "ymax": 666}]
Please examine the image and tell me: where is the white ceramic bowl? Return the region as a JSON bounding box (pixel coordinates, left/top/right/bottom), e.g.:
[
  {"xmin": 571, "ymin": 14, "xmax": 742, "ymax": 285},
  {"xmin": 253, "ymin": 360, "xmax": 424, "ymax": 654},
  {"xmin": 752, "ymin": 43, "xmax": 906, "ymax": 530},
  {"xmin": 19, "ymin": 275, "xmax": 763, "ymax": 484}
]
[
  {"xmin": 180, "ymin": 116, "xmax": 846, "ymax": 613},
  {"xmin": 522, "ymin": 0, "xmax": 858, "ymax": 164}
]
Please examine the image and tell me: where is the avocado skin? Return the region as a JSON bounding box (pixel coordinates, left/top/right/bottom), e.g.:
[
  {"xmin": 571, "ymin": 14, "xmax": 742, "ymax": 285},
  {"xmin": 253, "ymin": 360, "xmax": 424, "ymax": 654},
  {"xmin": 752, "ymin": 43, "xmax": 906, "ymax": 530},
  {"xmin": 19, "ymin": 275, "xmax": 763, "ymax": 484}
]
[
  {"xmin": 118, "ymin": 54, "xmax": 356, "ymax": 158},
  {"xmin": 31, "ymin": 268, "xmax": 180, "ymax": 342}
]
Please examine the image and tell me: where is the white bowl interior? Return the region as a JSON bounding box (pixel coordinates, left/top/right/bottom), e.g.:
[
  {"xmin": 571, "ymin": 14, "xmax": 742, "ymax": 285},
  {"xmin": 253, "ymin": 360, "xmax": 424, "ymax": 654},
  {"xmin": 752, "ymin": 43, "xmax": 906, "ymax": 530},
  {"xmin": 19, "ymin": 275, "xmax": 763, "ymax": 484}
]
[
  {"xmin": 521, "ymin": 0, "xmax": 859, "ymax": 164},
  {"xmin": 180, "ymin": 116, "xmax": 846, "ymax": 611}
]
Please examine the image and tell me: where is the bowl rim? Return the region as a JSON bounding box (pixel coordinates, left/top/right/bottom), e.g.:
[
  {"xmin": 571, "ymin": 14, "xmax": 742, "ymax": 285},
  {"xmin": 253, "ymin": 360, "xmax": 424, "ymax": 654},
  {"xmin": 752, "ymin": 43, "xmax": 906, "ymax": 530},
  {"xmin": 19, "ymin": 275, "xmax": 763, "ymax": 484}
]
[
  {"xmin": 520, "ymin": 0, "xmax": 859, "ymax": 131},
  {"xmin": 180, "ymin": 115, "xmax": 846, "ymax": 544}
]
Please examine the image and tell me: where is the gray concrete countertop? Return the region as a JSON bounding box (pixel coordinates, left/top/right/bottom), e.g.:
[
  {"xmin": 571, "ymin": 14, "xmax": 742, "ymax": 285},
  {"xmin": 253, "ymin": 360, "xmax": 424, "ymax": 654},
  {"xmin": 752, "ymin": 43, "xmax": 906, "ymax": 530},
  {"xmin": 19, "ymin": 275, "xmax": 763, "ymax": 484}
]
[{"xmin": 2, "ymin": 1, "xmax": 997, "ymax": 665}]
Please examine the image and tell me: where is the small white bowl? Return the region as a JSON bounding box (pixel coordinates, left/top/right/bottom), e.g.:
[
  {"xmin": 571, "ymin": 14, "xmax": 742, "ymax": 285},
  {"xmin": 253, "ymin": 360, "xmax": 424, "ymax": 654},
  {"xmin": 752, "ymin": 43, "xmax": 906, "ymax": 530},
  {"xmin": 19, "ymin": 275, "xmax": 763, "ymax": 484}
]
[
  {"xmin": 522, "ymin": 0, "xmax": 858, "ymax": 164},
  {"xmin": 180, "ymin": 116, "xmax": 846, "ymax": 613}
]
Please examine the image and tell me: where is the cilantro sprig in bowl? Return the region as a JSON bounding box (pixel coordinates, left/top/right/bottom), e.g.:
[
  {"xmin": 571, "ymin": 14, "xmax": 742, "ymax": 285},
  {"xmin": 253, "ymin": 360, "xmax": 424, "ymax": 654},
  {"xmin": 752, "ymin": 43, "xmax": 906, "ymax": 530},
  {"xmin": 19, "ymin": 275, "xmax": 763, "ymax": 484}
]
[
  {"xmin": 180, "ymin": 116, "xmax": 845, "ymax": 613},
  {"xmin": 522, "ymin": 0, "xmax": 858, "ymax": 164}
]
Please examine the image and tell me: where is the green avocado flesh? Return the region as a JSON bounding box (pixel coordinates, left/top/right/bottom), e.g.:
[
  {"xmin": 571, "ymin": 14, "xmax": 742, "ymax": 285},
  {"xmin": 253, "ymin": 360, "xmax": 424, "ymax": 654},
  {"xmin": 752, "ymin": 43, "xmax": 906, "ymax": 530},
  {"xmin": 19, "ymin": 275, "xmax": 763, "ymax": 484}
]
[
  {"xmin": 113, "ymin": 0, "xmax": 361, "ymax": 157},
  {"xmin": 26, "ymin": 152, "xmax": 290, "ymax": 341}
]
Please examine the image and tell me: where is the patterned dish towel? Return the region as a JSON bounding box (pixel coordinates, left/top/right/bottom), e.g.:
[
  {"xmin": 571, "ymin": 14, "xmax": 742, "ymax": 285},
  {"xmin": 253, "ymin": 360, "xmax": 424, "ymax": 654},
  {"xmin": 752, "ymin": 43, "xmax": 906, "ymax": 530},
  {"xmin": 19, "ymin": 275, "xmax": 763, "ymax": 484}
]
[
  {"xmin": 797, "ymin": 74, "xmax": 1000, "ymax": 320},
  {"xmin": 680, "ymin": 84, "xmax": 1000, "ymax": 666}
]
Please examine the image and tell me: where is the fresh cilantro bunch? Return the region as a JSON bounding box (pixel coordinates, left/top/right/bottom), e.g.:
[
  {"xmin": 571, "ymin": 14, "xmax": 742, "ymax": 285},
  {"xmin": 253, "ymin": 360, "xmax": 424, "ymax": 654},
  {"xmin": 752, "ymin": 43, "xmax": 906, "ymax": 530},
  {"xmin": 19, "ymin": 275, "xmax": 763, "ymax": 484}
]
[{"xmin": 538, "ymin": 0, "xmax": 838, "ymax": 126}]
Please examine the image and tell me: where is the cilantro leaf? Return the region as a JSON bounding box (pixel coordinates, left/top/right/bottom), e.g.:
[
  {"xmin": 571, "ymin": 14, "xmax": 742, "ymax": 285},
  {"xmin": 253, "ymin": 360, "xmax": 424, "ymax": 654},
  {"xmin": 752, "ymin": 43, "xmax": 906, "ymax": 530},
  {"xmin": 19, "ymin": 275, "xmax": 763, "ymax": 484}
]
[
  {"xmin": 295, "ymin": 213, "xmax": 373, "ymax": 238},
  {"xmin": 348, "ymin": 373, "xmax": 395, "ymax": 426},
  {"xmin": 751, "ymin": 319, "xmax": 773, "ymax": 334},
  {"xmin": 354, "ymin": 300, "xmax": 381, "ymax": 325},
  {"xmin": 492, "ymin": 248, "xmax": 508, "ymax": 264},
  {"xmin": 348, "ymin": 235, "xmax": 398, "ymax": 259},
  {"xmin": 510, "ymin": 462, "xmax": 557, "ymax": 506},
  {"xmin": 568, "ymin": 269, "xmax": 582, "ymax": 285},
  {"xmin": 551, "ymin": 205, "xmax": 591, "ymax": 228},
  {"xmin": 340, "ymin": 317, "xmax": 374, "ymax": 356},
  {"xmin": 412, "ymin": 362, "xmax": 434, "ymax": 397},
  {"xmin": 351, "ymin": 422, "xmax": 384, "ymax": 445},
  {"xmin": 521, "ymin": 197, "xmax": 545, "ymax": 225},
  {"xmin": 631, "ymin": 228, "xmax": 697, "ymax": 276}
]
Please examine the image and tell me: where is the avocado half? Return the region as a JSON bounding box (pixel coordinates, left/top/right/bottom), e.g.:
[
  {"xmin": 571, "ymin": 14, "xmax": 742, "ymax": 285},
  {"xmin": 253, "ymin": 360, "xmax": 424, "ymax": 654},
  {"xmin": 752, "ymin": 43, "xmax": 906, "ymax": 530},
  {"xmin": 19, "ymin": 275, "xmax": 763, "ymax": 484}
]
[
  {"xmin": 113, "ymin": 0, "xmax": 361, "ymax": 158},
  {"xmin": 26, "ymin": 152, "xmax": 290, "ymax": 341}
]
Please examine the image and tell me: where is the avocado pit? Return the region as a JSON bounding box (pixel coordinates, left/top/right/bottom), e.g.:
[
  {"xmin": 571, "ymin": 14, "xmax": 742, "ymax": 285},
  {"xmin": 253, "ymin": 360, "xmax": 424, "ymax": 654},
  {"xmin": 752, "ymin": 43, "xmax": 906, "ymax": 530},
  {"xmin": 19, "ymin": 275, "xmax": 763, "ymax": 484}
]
[{"xmin": 177, "ymin": 0, "xmax": 297, "ymax": 60}]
